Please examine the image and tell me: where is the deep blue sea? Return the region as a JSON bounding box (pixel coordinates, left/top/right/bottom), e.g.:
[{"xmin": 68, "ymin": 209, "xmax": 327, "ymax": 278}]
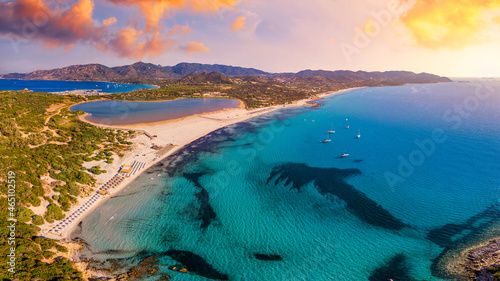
[
  {"xmin": 70, "ymin": 99, "xmax": 240, "ymax": 125},
  {"xmin": 72, "ymin": 81, "xmax": 500, "ymax": 280},
  {"xmin": 0, "ymin": 79, "xmax": 156, "ymax": 93}
]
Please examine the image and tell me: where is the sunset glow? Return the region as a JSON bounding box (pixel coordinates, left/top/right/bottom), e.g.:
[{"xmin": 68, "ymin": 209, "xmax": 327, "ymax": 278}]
[{"xmin": 0, "ymin": 0, "xmax": 499, "ymax": 76}]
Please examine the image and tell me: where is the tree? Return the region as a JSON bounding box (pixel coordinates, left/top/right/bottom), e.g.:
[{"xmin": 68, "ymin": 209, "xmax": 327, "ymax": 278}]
[
  {"xmin": 67, "ymin": 182, "xmax": 80, "ymax": 196},
  {"xmin": 32, "ymin": 215, "xmax": 45, "ymax": 225},
  {"xmin": 16, "ymin": 207, "xmax": 34, "ymax": 223},
  {"xmin": 89, "ymin": 165, "xmax": 106, "ymax": 175},
  {"xmin": 44, "ymin": 204, "xmax": 64, "ymax": 223}
]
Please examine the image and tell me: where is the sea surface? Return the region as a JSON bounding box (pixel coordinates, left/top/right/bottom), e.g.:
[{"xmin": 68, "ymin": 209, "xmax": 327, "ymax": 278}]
[
  {"xmin": 70, "ymin": 99, "xmax": 241, "ymax": 125},
  {"xmin": 0, "ymin": 78, "xmax": 156, "ymax": 93},
  {"xmin": 72, "ymin": 81, "xmax": 500, "ymax": 280}
]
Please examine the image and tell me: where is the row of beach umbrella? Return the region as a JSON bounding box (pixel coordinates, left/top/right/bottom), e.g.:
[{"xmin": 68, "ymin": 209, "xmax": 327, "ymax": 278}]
[{"xmin": 48, "ymin": 160, "xmax": 149, "ymax": 236}]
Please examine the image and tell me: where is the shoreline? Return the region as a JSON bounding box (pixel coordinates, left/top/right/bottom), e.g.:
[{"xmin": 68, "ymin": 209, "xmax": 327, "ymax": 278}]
[
  {"xmin": 41, "ymin": 87, "xmax": 362, "ymax": 241},
  {"xmin": 461, "ymin": 238, "xmax": 500, "ymax": 280},
  {"xmin": 0, "ymin": 78, "xmax": 158, "ymax": 93}
]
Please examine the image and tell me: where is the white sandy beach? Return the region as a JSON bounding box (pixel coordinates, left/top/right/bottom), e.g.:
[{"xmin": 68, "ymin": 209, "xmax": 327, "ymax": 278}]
[{"xmin": 41, "ymin": 87, "xmax": 360, "ymax": 240}]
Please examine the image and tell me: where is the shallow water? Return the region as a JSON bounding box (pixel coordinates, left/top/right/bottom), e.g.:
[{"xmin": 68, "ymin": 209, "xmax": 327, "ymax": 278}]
[
  {"xmin": 73, "ymin": 81, "xmax": 500, "ymax": 280},
  {"xmin": 70, "ymin": 98, "xmax": 240, "ymax": 125}
]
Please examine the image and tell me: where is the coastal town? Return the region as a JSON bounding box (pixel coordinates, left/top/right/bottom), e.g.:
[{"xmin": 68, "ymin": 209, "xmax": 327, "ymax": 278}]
[{"xmin": 51, "ymin": 89, "xmax": 104, "ymax": 96}]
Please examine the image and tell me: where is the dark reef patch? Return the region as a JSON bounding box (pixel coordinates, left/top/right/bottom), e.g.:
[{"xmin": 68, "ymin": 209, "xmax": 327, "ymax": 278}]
[
  {"xmin": 95, "ymin": 249, "xmax": 136, "ymax": 255},
  {"xmin": 183, "ymin": 172, "xmax": 206, "ymax": 189},
  {"xmin": 254, "ymin": 254, "xmax": 283, "ymax": 261},
  {"xmin": 184, "ymin": 172, "xmax": 217, "ymax": 229},
  {"xmin": 80, "ymin": 249, "xmax": 229, "ymax": 280},
  {"xmin": 368, "ymin": 254, "xmax": 417, "ymax": 281},
  {"xmin": 267, "ymin": 163, "xmax": 407, "ymax": 230},
  {"xmin": 195, "ymin": 188, "xmax": 217, "ymax": 228},
  {"xmin": 165, "ymin": 250, "xmax": 229, "ymax": 280},
  {"xmin": 353, "ymin": 159, "xmax": 363, "ymax": 163}
]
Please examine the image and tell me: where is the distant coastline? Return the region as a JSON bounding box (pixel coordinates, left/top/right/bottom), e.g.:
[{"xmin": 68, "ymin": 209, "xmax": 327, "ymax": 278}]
[
  {"xmin": 0, "ymin": 78, "xmax": 158, "ymax": 94},
  {"xmin": 0, "ymin": 77, "xmax": 161, "ymax": 87}
]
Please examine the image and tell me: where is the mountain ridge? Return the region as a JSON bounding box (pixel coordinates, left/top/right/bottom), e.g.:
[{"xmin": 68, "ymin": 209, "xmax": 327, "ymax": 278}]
[{"xmin": 0, "ymin": 61, "xmax": 452, "ymax": 84}]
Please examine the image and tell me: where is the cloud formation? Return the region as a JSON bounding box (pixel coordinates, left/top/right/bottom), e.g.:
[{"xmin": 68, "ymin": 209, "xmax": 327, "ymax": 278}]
[
  {"xmin": 106, "ymin": 0, "xmax": 238, "ymax": 31},
  {"xmin": 0, "ymin": 0, "xmax": 102, "ymax": 47},
  {"xmin": 401, "ymin": 0, "xmax": 500, "ymax": 49},
  {"xmin": 178, "ymin": 41, "xmax": 210, "ymax": 54},
  {"xmin": 103, "ymin": 17, "xmax": 117, "ymax": 27},
  {"xmin": 231, "ymin": 16, "xmax": 247, "ymax": 30},
  {"xmin": 0, "ymin": 0, "xmax": 234, "ymax": 59},
  {"xmin": 169, "ymin": 24, "xmax": 192, "ymax": 36}
]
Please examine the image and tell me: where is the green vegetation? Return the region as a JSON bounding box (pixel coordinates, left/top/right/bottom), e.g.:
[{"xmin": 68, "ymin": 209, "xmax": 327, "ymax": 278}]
[
  {"xmin": 44, "ymin": 204, "xmax": 65, "ymax": 223},
  {"xmin": 0, "ymin": 198, "xmax": 83, "ymax": 280},
  {"xmin": 0, "ymin": 90, "xmax": 135, "ymax": 280},
  {"xmin": 16, "ymin": 207, "xmax": 34, "ymax": 224},
  {"xmin": 87, "ymin": 71, "xmax": 380, "ymax": 108},
  {"xmin": 89, "ymin": 165, "xmax": 106, "ymax": 175},
  {"xmin": 487, "ymin": 266, "xmax": 500, "ymax": 280},
  {"xmin": 32, "ymin": 215, "xmax": 45, "ymax": 225},
  {"xmin": 89, "ymin": 80, "xmax": 317, "ymax": 108}
]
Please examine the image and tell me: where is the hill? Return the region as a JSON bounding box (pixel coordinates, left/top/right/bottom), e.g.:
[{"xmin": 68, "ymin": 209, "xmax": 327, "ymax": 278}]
[
  {"xmin": 111, "ymin": 62, "xmax": 178, "ymax": 79},
  {"xmin": 1, "ymin": 64, "xmax": 122, "ymax": 81},
  {"xmin": 169, "ymin": 62, "xmax": 269, "ymax": 77},
  {"xmin": 0, "ymin": 62, "xmax": 451, "ymax": 86},
  {"xmin": 0, "ymin": 62, "xmax": 271, "ymax": 82},
  {"xmin": 287, "ymin": 70, "xmax": 451, "ymax": 84},
  {"xmin": 179, "ymin": 71, "xmax": 234, "ymax": 84}
]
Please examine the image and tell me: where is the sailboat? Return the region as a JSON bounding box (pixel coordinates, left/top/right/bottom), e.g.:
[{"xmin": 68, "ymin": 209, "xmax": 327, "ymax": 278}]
[
  {"xmin": 356, "ymin": 129, "xmax": 361, "ymax": 138},
  {"xmin": 322, "ymin": 133, "xmax": 332, "ymax": 143},
  {"xmin": 341, "ymin": 147, "xmax": 349, "ymax": 157},
  {"xmin": 328, "ymin": 123, "xmax": 335, "ymax": 134},
  {"xmin": 345, "ymin": 118, "xmax": 349, "ymax": 129}
]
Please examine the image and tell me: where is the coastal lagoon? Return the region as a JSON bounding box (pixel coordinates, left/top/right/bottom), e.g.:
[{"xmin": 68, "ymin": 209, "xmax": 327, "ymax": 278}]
[
  {"xmin": 72, "ymin": 81, "xmax": 500, "ymax": 280},
  {"xmin": 71, "ymin": 99, "xmax": 241, "ymax": 125},
  {"xmin": 0, "ymin": 79, "xmax": 156, "ymax": 93}
]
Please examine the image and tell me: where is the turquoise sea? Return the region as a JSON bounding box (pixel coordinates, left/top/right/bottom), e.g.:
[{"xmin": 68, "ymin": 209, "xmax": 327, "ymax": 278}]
[
  {"xmin": 0, "ymin": 79, "xmax": 156, "ymax": 93},
  {"xmin": 70, "ymin": 99, "xmax": 240, "ymax": 125},
  {"xmin": 72, "ymin": 81, "xmax": 500, "ymax": 280}
]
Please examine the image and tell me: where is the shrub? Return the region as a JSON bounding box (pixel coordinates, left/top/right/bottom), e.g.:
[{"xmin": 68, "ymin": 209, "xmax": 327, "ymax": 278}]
[
  {"xmin": 67, "ymin": 182, "xmax": 80, "ymax": 196},
  {"xmin": 17, "ymin": 206, "xmax": 34, "ymax": 223},
  {"xmin": 44, "ymin": 204, "xmax": 65, "ymax": 223},
  {"xmin": 43, "ymin": 251, "xmax": 56, "ymax": 259},
  {"xmin": 89, "ymin": 166, "xmax": 106, "ymax": 175},
  {"xmin": 56, "ymin": 245, "xmax": 68, "ymax": 252},
  {"xmin": 32, "ymin": 215, "xmax": 45, "ymax": 225}
]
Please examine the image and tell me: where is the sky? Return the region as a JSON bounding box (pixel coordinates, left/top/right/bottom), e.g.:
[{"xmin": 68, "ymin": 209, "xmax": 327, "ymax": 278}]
[{"xmin": 0, "ymin": 0, "xmax": 499, "ymax": 77}]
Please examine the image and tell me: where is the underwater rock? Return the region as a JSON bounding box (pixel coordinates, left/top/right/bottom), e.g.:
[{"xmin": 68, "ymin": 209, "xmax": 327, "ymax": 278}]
[
  {"xmin": 254, "ymin": 254, "xmax": 283, "ymax": 261},
  {"xmin": 184, "ymin": 172, "xmax": 217, "ymax": 229},
  {"xmin": 368, "ymin": 254, "xmax": 417, "ymax": 281},
  {"xmin": 267, "ymin": 163, "xmax": 407, "ymax": 230},
  {"xmin": 165, "ymin": 250, "xmax": 229, "ymax": 280}
]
